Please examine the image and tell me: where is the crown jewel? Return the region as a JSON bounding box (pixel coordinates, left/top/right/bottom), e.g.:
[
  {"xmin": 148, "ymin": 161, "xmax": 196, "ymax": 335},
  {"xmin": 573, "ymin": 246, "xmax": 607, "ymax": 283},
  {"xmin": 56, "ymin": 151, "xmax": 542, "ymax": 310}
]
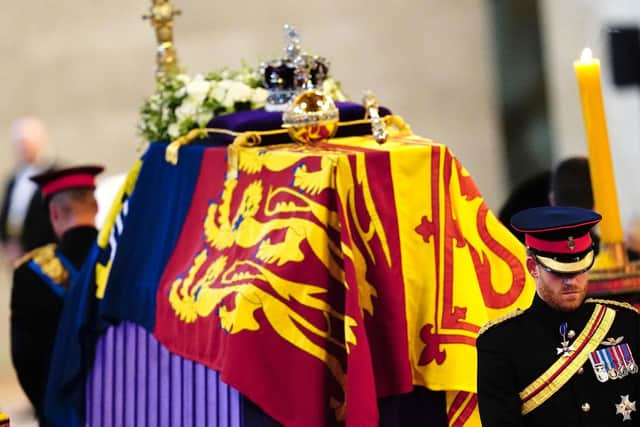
[{"xmin": 260, "ymin": 25, "xmax": 330, "ymax": 112}]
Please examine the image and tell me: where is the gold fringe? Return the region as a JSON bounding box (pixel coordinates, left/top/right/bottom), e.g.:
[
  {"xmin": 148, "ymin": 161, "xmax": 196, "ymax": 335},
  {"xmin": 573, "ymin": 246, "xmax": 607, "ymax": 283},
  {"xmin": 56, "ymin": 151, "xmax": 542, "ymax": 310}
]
[
  {"xmin": 14, "ymin": 243, "xmax": 57, "ymax": 268},
  {"xmin": 478, "ymin": 308, "xmax": 524, "ymax": 336},
  {"xmin": 585, "ymin": 297, "xmax": 639, "ymax": 314}
]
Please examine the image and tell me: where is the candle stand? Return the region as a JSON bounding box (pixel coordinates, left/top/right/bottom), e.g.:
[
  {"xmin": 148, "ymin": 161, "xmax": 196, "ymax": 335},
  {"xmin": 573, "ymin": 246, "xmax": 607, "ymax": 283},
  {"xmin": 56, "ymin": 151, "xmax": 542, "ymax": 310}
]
[{"xmin": 588, "ymin": 242, "xmax": 640, "ymax": 307}]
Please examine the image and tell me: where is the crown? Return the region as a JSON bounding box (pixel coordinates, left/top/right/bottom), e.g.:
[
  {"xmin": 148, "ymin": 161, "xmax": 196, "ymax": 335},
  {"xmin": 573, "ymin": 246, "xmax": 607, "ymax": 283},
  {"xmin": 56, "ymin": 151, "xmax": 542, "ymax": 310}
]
[{"xmin": 260, "ymin": 25, "xmax": 330, "ymax": 112}]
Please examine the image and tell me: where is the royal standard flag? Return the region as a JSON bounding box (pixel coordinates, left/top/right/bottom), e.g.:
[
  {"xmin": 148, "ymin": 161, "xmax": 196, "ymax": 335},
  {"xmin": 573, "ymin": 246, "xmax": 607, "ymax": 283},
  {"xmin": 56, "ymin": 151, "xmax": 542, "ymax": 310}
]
[{"xmin": 47, "ymin": 133, "xmax": 533, "ymax": 427}]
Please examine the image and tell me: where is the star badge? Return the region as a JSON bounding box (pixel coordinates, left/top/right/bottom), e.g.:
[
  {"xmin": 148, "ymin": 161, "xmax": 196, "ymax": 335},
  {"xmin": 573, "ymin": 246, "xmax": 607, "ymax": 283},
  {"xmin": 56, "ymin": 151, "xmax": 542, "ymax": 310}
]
[
  {"xmin": 616, "ymin": 395, "xmax": 636, "ymax": 421},
  {"xmin": 556, "ymin": 341, "xmax": 575, "ymax": 357}
]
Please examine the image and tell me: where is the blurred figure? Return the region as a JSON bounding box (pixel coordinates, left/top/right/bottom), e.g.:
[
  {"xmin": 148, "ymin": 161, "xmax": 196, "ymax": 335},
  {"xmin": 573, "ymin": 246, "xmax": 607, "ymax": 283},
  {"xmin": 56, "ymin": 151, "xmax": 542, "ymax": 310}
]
[
  {"xmin": 549, "ymin": 156, "xmax": 593, "ymax": 209},
  {"xmin": 10, "ymin": 165, "xmax": 102, "ymax": 427},
  {"xmin": 0, "ymin": 117, "xmax": 56, "ymax": 266},
  {"xmin": 498, "ymin": 170, "xmax": 551, "ymax": 242}
]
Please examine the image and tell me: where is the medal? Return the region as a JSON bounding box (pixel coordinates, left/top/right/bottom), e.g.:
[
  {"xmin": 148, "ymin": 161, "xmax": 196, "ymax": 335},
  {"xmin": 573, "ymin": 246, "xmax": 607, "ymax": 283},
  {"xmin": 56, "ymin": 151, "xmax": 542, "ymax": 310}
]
[
  {"xmin": 589, "ymin": 350, "xmax": 610, "ymax": 383},
  {"xmin": 598, "ymin": 348, "xmax": 619, "ymax": 380},
  {"xmin": 612, "ymin": 346, "xmax": 628, "ymax": 377},
  {"xmin": 557, "ymin": 322, "xmax": 575, "ymax": 357},
  {"xmin": 616, "ymin": 395, "xmax": 636, "ymax": 421},
  {"xmin": 622, "ymin": 343, "xmax": 639, "ymax": 375}
]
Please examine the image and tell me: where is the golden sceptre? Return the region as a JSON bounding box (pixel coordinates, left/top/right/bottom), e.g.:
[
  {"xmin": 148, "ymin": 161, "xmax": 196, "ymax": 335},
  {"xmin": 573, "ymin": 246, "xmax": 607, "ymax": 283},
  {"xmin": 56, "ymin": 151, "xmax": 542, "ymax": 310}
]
[{"xmin": 143, "ymin": 0, "xmax": 181, "ymax": 79}]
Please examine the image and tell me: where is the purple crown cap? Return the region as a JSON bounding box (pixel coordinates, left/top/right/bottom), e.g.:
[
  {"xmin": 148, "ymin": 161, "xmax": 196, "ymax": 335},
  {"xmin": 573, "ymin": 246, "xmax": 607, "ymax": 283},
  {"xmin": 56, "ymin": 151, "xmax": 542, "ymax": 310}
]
[{"xmin": 260, "ymin": 24, "xmax": 331, "ymax": 111}]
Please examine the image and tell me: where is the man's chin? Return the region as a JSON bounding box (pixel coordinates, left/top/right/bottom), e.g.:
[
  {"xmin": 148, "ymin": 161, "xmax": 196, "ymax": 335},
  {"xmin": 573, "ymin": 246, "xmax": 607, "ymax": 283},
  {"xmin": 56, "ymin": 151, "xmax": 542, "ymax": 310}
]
[{"xmin": 556, "ymin": 295, "xmax": 585, "ymax": 312}]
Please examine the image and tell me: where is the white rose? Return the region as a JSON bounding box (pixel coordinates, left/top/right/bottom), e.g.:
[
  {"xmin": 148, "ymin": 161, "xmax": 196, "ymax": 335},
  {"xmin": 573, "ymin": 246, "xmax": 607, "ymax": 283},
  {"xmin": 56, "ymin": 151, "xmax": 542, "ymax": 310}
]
[
  {"xmin": 223, "ymin": 81, "xmax": 252, "ymax": 108},
  {"xmin": 196, "ymin": 110, "xmax": 214, "ymax": 127},
  {"xmin": 175, "ymin": 101, "xmax": 198, "ymax": 123},
  {"xmin": 218, "ymin": 80, "xmax": 233, "ymax": 90},
  {"xmin": 186, "ymin": 74, "xmax": 210, "ymax": 105},
  {"xmin": 250, "ymin": 88, "xmax": 269, "ymax": 106},
  {"xmin": 168, "ymin": 123, "xmax": 180, "ymax": 139},
  {"xmin": 210, "ymin": 81, "xmax": 227, "ymax": 103},
  {"xmin": 175, "ymin": 86, "xmax": 187, "ymax": 98}
]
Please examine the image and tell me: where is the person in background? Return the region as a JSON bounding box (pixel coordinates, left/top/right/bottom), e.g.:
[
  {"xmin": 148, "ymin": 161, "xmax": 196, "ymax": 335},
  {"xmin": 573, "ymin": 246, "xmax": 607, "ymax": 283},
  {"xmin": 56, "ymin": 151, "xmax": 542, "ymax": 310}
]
[
  {"xmin": 549, "ymin": 156, "xmax": 594, "ymax": 210},
  {"xmin": 477, "ymin": 206, "xmax": 640, "ymax": 426},
  {"xmin": 10, "ymin": 165, "xmax": 103, "ymax": 426},
  {"xmin": 0, "ymin": 117, "xmax": 56, "ymax": 266},
  {"xmin": 498, "ymin": 170, "xmax": 551, "ymax": 243}
]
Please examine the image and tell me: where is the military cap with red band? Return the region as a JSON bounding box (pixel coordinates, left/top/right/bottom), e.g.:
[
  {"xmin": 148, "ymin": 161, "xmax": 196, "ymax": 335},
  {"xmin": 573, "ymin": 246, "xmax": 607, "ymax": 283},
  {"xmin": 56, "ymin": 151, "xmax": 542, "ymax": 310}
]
[
  {"xmin": 511, "ymin": 206, "xmax": 601, "ymax": 274},
  {"xmin": 30, "ymin": 165, "xmax": 104, "ymax": 199}
]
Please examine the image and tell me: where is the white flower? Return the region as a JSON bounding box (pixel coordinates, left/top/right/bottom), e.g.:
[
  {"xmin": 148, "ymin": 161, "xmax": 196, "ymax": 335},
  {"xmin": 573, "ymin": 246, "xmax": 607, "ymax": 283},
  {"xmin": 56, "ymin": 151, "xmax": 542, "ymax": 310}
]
[
  {"xmin": 168, "ymin": 123, "xmax": 180, "ymax": 139},
  {"xmin": 148, "ymin": 94, "xmax": 161, "ymax": 109},
  {"xmin": 196, "ymin": 111, "xmax": 214, "ymax": 127},
  {"xmin": 176, "ymin": 74, "xmax": 191, "ymax": 85},
  {"xmin": 175, "ymin": 101, "xmax": 198, "ymax": 123},
  {"xmin": 186, "ymin": 74, "xmax": 210, "ymax": 105},
  {"xmin": 161, "ymin": 106, "xmax": 171, "ymax": 121},
  {"xmin": 250, "ymin": 87, "xmax": 269, "ymax": 106},
  {"xmin": 175, "ymin": 86, "xmax": 187, "ymax": 98},
  {"xmin": 210, "ymin": 81, "xmax": 227, "ymax": 103},
  {"xmin": 223, "ymin": 81, "xmax": 252, "ymax": 107}
]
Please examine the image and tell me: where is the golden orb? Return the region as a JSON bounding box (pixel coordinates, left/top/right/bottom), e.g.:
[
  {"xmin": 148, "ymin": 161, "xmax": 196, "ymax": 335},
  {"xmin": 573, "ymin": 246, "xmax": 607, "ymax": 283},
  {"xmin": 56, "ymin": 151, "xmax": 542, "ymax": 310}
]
[{"xmin": 282, "ymin": 89, "xmax": 339, "ymax": 144}]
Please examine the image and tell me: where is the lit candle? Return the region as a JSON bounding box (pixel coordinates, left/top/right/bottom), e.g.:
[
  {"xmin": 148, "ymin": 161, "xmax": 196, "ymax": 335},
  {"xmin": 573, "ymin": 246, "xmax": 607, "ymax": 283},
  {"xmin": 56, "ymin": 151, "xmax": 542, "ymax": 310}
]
[{"xmin": 574, "ymin": 48, "xmax": 623, "ymax": 244}]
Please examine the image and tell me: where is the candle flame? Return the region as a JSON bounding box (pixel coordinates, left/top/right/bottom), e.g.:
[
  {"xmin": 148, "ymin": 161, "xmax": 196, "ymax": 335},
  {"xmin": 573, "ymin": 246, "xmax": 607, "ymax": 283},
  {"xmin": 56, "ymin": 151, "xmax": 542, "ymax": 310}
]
[{"xmin": 580, "ymin": 48, "xmax": 593, "ymax": 62}]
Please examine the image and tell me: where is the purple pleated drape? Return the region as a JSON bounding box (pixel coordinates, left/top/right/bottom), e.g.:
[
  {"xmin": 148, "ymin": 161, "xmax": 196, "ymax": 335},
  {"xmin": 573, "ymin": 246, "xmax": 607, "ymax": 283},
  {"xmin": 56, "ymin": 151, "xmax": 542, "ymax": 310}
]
[{"xmin": 86, "ymin": 321, "xmax": 241, "ymax": 427}]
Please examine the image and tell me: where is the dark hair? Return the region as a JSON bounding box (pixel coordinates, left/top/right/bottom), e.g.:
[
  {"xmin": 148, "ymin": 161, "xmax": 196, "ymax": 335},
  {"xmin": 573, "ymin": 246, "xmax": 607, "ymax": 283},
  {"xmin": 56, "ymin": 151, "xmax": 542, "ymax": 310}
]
[{"xmin": 550, "ymin": 157, "xmax": 593, "ymax": 209}]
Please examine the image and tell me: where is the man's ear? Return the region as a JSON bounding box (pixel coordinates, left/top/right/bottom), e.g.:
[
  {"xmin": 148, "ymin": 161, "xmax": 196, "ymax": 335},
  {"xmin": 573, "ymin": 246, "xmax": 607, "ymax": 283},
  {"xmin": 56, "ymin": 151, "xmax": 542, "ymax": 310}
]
[
  {"xmin": 48, "ymin": 202, "xmax": 59, "ymax": 222},
  {"xmin": 526, "ymin": 256, "xmax": 539, "ymax": 278}
]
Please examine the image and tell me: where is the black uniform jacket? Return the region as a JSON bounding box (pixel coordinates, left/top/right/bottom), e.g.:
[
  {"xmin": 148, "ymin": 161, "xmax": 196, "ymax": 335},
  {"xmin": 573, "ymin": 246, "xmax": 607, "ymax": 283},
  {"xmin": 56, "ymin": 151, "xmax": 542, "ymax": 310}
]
[
  {"xmin": 477, "ymin": 295, "xmax": 640, "ymax": 426},
  {"xmin": 10, "ymin": 226, "xmax": 98, "ymax": 422}
]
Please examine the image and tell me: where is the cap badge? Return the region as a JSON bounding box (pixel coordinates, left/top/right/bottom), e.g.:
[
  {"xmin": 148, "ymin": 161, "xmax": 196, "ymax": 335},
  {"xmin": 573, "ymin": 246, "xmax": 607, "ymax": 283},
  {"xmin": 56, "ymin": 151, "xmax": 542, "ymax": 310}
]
[{"xmin": 567, "ymin": 236, "xmax": 576, "ymax": 251}]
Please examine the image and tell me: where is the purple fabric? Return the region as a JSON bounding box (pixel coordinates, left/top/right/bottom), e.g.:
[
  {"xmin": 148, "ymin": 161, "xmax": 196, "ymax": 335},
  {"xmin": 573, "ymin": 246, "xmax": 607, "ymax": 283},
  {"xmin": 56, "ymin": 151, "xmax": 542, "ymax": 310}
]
[
  {"xmin": 85, "ymin": 322, "xmax": 241, "ymax": 427},
  {"xmin": 193, "ymin": 101, "xmax": 392, "ymax": 146}
]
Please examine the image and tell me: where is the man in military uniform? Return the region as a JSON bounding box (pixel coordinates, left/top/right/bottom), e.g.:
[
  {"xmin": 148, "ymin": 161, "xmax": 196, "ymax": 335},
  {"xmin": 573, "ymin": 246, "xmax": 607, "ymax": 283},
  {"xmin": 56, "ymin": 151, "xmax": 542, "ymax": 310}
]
[
  {"xmin": 477, "ymin": 206, "xmax": 640, "ymax": 426},
  {"xmin": 10, "ymin": 165, "xmax": 103, "ymax": 426}
]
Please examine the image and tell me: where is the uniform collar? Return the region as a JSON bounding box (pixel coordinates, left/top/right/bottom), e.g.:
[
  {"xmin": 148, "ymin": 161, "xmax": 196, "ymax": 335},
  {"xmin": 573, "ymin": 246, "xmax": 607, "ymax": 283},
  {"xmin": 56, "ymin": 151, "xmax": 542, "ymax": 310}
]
[
  {"xmin": 529, "ymin": 293, "xmax": 593, "ymax": 330},
  {"xmin": 57, "ymin": 225, "xmax": 98, "ymax": 268}
]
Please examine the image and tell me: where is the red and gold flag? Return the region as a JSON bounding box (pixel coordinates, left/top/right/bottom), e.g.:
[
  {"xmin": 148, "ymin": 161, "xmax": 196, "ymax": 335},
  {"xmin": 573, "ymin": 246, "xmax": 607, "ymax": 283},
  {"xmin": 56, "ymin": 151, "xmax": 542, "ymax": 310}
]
[{"xmin": 150, "ymin": 134, "xmax": 533, "ymax": 426}]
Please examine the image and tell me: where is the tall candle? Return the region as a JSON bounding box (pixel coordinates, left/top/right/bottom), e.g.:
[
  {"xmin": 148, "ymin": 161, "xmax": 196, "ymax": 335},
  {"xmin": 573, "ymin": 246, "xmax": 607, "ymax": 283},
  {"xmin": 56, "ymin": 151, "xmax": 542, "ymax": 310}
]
[{"xmin": 574, "ymin": 48, "xmax": 623, "ymax": 244}]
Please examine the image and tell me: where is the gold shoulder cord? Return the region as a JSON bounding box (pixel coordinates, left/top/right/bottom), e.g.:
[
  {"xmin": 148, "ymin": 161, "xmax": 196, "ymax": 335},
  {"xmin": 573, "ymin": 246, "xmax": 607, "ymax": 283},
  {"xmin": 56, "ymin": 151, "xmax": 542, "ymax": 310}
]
[
  {"xmin": 477, "ymin": 308, "xmax": 524, "ymax": 336},
  {"xmin": 14, "ymin": 243, "xmax": 69, "ymax": 285},
  {"xmin": 14, "ymin": 243, "xmax": 57, "ymax": 268},
  {"xmin": 586, "ymin": 297, "xmax": 639, "ymax": 314}
]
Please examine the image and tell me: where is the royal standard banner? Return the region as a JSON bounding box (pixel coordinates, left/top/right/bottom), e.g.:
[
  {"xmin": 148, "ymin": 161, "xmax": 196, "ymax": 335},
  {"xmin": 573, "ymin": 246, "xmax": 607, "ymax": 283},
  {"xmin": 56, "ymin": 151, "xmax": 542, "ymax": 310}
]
[
  {"xmin": 48, "ymin": 135, "xmax": 533, "ymax": 427},
  {"xmin": 151, "ymin": 135, "xmax": 533, "ymax": 426}
]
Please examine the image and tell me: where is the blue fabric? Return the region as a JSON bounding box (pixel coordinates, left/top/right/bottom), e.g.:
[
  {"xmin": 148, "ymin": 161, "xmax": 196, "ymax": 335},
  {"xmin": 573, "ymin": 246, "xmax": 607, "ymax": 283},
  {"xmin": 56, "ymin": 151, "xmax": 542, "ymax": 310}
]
[
  {"xmin": 55, "ymin": 252, "xmax": 79, "ymax": 283},
  {"xmin": 99, "ymin": 142, "xmax": 204, "ymax": 330},
  {"xmin": 44, "ymin": 244, "xmax": 100, "ymax": 427}
]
